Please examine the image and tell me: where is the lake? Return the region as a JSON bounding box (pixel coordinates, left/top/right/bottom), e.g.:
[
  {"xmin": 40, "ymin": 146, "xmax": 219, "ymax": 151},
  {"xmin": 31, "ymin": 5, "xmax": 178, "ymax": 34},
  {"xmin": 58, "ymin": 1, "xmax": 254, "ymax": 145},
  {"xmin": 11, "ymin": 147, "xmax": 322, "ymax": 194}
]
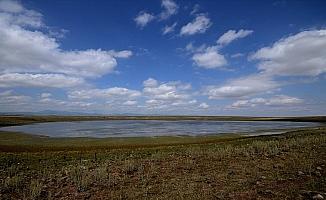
[{"xmin": 0, "ymin": 120, "xmax": 320, "ymax": 138}]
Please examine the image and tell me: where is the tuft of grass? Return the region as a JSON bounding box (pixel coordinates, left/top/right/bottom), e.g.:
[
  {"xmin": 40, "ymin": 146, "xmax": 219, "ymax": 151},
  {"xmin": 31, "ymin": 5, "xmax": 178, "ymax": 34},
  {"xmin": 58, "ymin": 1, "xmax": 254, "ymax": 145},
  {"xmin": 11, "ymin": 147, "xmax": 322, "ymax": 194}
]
[
  {"xmin": 29, "ymin": 179, "xmax": 43, "ymax": 199},
  {"xmin": 94, "ymin": 164, "xmax": 108, "ymax": 183},
  {"xmin": 70, "ymin": 165, "xmax": 92, "ymax": 192},
  {"xmin": 123, "ymin": 159, "xmax": 139, "ymax": 174}
]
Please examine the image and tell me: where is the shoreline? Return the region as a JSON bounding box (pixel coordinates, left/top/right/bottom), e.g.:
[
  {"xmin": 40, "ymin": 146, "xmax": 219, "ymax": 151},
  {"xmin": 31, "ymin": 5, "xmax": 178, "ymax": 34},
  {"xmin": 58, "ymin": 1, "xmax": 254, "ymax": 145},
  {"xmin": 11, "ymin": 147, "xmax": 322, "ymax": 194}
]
[
  {"xmin": 1, "ymin": 126, "xmax": 325, "ymax": 152},
  {"xmin": 1, "ymin": 121, "xmax": 325, "ymax": 199},
  {"xmin": 1, "ymin": 115, "xmax": 326, "ymax": 127}
]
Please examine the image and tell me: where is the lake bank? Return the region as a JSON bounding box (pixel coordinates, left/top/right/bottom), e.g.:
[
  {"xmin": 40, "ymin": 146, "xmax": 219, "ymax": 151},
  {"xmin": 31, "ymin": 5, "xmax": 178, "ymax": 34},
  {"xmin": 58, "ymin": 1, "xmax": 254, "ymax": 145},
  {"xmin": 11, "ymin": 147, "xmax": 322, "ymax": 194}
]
[
  {"xmin": 1, "ymin": 115, "xmax": 326, "ymax": 127},
  {"xmin": 0, "ymin": 120, "xmax": 321, "ymax": 138},
  {"xmin": 0, "ymin": 126, "xmax": 324, "ymax": 152},
  {"xmin": 0, "ymin": 127, "xmax": 325, "ymax": 199}
]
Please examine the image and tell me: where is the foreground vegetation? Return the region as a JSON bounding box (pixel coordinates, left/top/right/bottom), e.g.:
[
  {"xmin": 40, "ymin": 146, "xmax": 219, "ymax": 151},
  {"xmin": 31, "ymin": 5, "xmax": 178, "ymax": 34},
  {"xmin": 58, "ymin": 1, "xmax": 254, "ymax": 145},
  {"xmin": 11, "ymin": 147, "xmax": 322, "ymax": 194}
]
[{"xmin": 0, "ymin": 127, "xmax": 325, "ymax": 199}]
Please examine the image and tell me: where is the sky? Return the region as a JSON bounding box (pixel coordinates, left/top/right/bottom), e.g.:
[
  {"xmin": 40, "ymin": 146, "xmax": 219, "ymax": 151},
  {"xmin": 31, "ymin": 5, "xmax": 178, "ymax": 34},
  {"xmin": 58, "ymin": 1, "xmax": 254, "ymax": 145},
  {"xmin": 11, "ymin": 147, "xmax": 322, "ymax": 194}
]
[{"xmin": 0, "ymin": 0, "xmax": 326, "ymax": 116}]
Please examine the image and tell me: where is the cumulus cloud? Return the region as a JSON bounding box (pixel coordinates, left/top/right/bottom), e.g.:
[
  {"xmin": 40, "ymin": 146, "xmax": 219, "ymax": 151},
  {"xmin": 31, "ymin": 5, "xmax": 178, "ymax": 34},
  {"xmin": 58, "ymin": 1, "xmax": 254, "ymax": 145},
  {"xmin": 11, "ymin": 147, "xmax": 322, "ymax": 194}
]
[
  {"xmin": 180, "ymin": 14, "xmax": 211, "ymax": 36},
  {"xmin": 143, "ymin": 78, "xmax": 191, "ymax": 101},
  {"xmin": 0, "ymin": 0, "xmax": 132, "ymax": 88},
  {"xmin": 142, "ymin": 78, "xmax": 197, "ymax": 109},
  {"xmin": 0, "ymin": 0, "xmax": 43, "ymax": 28},
  {"xmin": 159, "ymin": 0, "xmax": 178, "ymax": 20},
  {"xmin": 205, "ymin": 74, "xmax": 279, "ymax": 99},
  {"xmin": 162, "ymin": 22, "xmax": 177, "ymax": 35},
  {"xmin": 250, "ymin": 29, "xmax": 326, "ymax": 76},
  {"xmin": 40, "ymin": 92, "xmax": 52, "ymax": 98},
  {"xmin": 0, "ymin": 92, "xmax": 95, "ymax": 113},
  {"xmin": 0, "ymin": 29, "xmax": 129, "ymax": 77},
  {"xmin": 134, "ymin": 11, "xmax": 155, "ymax": 28},
  {"xmin": 199, "ymin": 102, "xmax": 209, "ymax": 109},
  {"xmin": 0, "ymin": 89, "xmax": 31, "ymax": 104},
  {"xmin": 187, "ymin": 30, "xmax": 252, "ymax": 69},
  {"xmin": 217, "ymin": 29, "xmax": 253, "ymax": 46},
  {"xmin": 192, "ymin": 46, "xmax": 227, "ymax": 69},
  {"xmin": 202, "ymin": 29, "xmax": 326, "ymax": 101},
  {"xmin": 68, "ymin": 87, "xmax": 141, "ymax": 100},
  {"xmin": 229, "ymin": 95, "xmax": 303, "ymax": 109},
  {"xmin": 0, "ymin": 73, "xmax": 85, "ymax": 88},
  {"xmin": 0, "ymin": 0, "xmax": 22, "ymax": 13},
  {"xmin": 184, "ymin": 42, "xmax": 206, "ymax": 53},
  {"xmin": 143, "ymin": 78, "xmax": 158, "ymax": 87},
  {"xmin": 38, "ymin": 97, "xmax": 94, "ymax": 110},
  {"xmin": 122, "ymin": 100, "xmax": 137, "ymax": 106}
]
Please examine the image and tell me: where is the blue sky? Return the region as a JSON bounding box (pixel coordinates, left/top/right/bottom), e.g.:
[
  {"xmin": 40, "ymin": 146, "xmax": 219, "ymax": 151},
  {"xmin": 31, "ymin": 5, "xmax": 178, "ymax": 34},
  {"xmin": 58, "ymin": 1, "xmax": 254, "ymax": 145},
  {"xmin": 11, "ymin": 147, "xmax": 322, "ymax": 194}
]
[{"xmin": 0, "ymin": 0, "xmax": 325, "ymax": 116}]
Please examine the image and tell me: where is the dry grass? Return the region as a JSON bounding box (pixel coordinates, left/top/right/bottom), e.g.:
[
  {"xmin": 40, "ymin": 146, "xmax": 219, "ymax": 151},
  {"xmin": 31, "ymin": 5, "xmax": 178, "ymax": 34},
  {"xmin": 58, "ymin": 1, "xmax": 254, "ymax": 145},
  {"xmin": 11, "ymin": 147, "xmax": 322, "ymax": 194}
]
[
  {"xmin": 29, "ymin": 179, "xmax": 43, "ymax": 199},
  {"xmin": 0, "ymin": 128, "xmax": 325, "ymax": 199}
]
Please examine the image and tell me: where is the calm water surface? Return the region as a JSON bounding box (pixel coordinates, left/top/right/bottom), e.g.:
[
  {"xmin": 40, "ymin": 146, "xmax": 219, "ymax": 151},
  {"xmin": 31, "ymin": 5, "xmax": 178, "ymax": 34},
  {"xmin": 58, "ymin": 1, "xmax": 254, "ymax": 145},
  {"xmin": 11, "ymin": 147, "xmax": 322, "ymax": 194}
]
[{"xmin": 0, "ymin": 120, "xmax": 320, "ymax": 138}]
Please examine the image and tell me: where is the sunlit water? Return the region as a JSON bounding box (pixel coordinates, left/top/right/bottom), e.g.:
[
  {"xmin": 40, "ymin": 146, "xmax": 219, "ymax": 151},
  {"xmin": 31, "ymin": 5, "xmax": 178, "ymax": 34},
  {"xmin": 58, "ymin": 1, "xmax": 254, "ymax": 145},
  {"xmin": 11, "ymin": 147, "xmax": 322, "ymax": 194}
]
[{"xmin": 0, "ymin": 120, "xmax": 320, "ymax": 138}]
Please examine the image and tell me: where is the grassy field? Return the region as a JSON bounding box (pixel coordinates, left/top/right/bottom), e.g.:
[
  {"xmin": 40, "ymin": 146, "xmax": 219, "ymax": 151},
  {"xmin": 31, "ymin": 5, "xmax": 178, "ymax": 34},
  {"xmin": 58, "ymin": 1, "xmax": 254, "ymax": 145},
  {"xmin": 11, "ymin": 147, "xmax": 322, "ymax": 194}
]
[
  {"xmin": 0, "ymin": 116, "xmax": 325, "ymax": 199},
  {"xmin": 0, "ymin": 126, "xmax": 325, "ymax": 199}
]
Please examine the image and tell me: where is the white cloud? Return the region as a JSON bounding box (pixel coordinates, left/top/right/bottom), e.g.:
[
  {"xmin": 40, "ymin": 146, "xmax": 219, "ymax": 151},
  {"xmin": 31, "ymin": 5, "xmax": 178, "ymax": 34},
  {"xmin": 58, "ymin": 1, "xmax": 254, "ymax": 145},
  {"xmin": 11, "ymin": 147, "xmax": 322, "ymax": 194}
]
[
  {"xmin": 162, "ymin": 22, "xmax": 177, "ymax": 35},
  {"xmin": 192, "ymin": 46, "xmax": 227, "ymax": 69},
  {"xmin": 199, "ymin": 102, "xmax": 209, "ymax": 109},
  {"xmin": 0, "ymin": 0, "xmax": 132, "ymax": 88},
  {"xmin": 202, "ymin": 30, "xmax": 326, "ymax": 103},
  {"xmin": 38, "ymin": 97, "xmax": 94, "ymax": 110},
  {"xmin": 250, "ymin": 29, "xmax": 326, "ymax": 76},
  {"xmin": 190, "ymin": 4, "xmax": 200, "ymax": 15},
  {"xmin": 180, "ymin": 14, "xmax": 211, "ymax": 36},
  {"xmin": 108, "ymin": 50, "xmax": 133, "ymax": 58},
  {"xmin": 68, "ymin": 87, "xmax": 141, "ymax": 100},
  {"xmin": 159, "ymin": 0, "xmax": 178, "ymax": 20},
  {"xmin": 134, "ymin": 11, "xmax": 155, "ymax": 28},
  {"xmin": 266, "ymin": 95, "xmax": 303, "ymax": 106},
  {"xmin": 205, "ymin": 74, "xmax": 279, "ymax": 99},
  {"xmin": 0, "ymin": 0, "xmax": 43, "ymax": 28},
  {"xmin": 229, "ymin": 95, "xmax": 303, "ymax": 108},
  {"xmin": 143, "ymin": 79, "xmax": 191, "ymax": 101},
  {"xmin": 217, "ymin": 29, "xmax": 253, "ymax": 46},
  {"xmin": 0, "ymin": 73, "xmax": 85, "ymax": 88},
  {"xmin": 143, "ymin": 78, "xmax": 197, "ymax": 109},
  {"xmin": 143, "ymin": 77, "xmax": 158, "ymax": 87},
  {"xmin": 0, "ymin": 27, "xmax": 127, "ymax": 77},
  {"xmin": 0, "ymin": 89, "xmax": 31, "ymax": 104},
  {"xmin": 184, "ymin": 42, "xmax": 207, "ymax": 53},
  {"xmin": 186, "ymin": 29, "xmax": 252, "ymax": 69},
  {"xmin": 0, "ymin": 0, "xmax": 23, "ymax": 13},
  {"xmin": 231, "ymin": 53, "xmax": 244, "ymax": 58},
  {"xmin": 40, "ymin": 92, "xmax": 51, "ymax": 98},
  {"xmin": 123, "ymin": 100, "xmax": 137, "ymax": 106}
]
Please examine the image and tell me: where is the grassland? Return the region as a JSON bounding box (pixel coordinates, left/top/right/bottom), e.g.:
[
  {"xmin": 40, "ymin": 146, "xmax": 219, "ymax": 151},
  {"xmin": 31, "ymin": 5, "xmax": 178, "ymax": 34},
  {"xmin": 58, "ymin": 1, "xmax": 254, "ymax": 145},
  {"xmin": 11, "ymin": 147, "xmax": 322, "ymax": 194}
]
[{"xmin": 0, "ymin": 116, "xmax": 325, "ymax": 199}]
